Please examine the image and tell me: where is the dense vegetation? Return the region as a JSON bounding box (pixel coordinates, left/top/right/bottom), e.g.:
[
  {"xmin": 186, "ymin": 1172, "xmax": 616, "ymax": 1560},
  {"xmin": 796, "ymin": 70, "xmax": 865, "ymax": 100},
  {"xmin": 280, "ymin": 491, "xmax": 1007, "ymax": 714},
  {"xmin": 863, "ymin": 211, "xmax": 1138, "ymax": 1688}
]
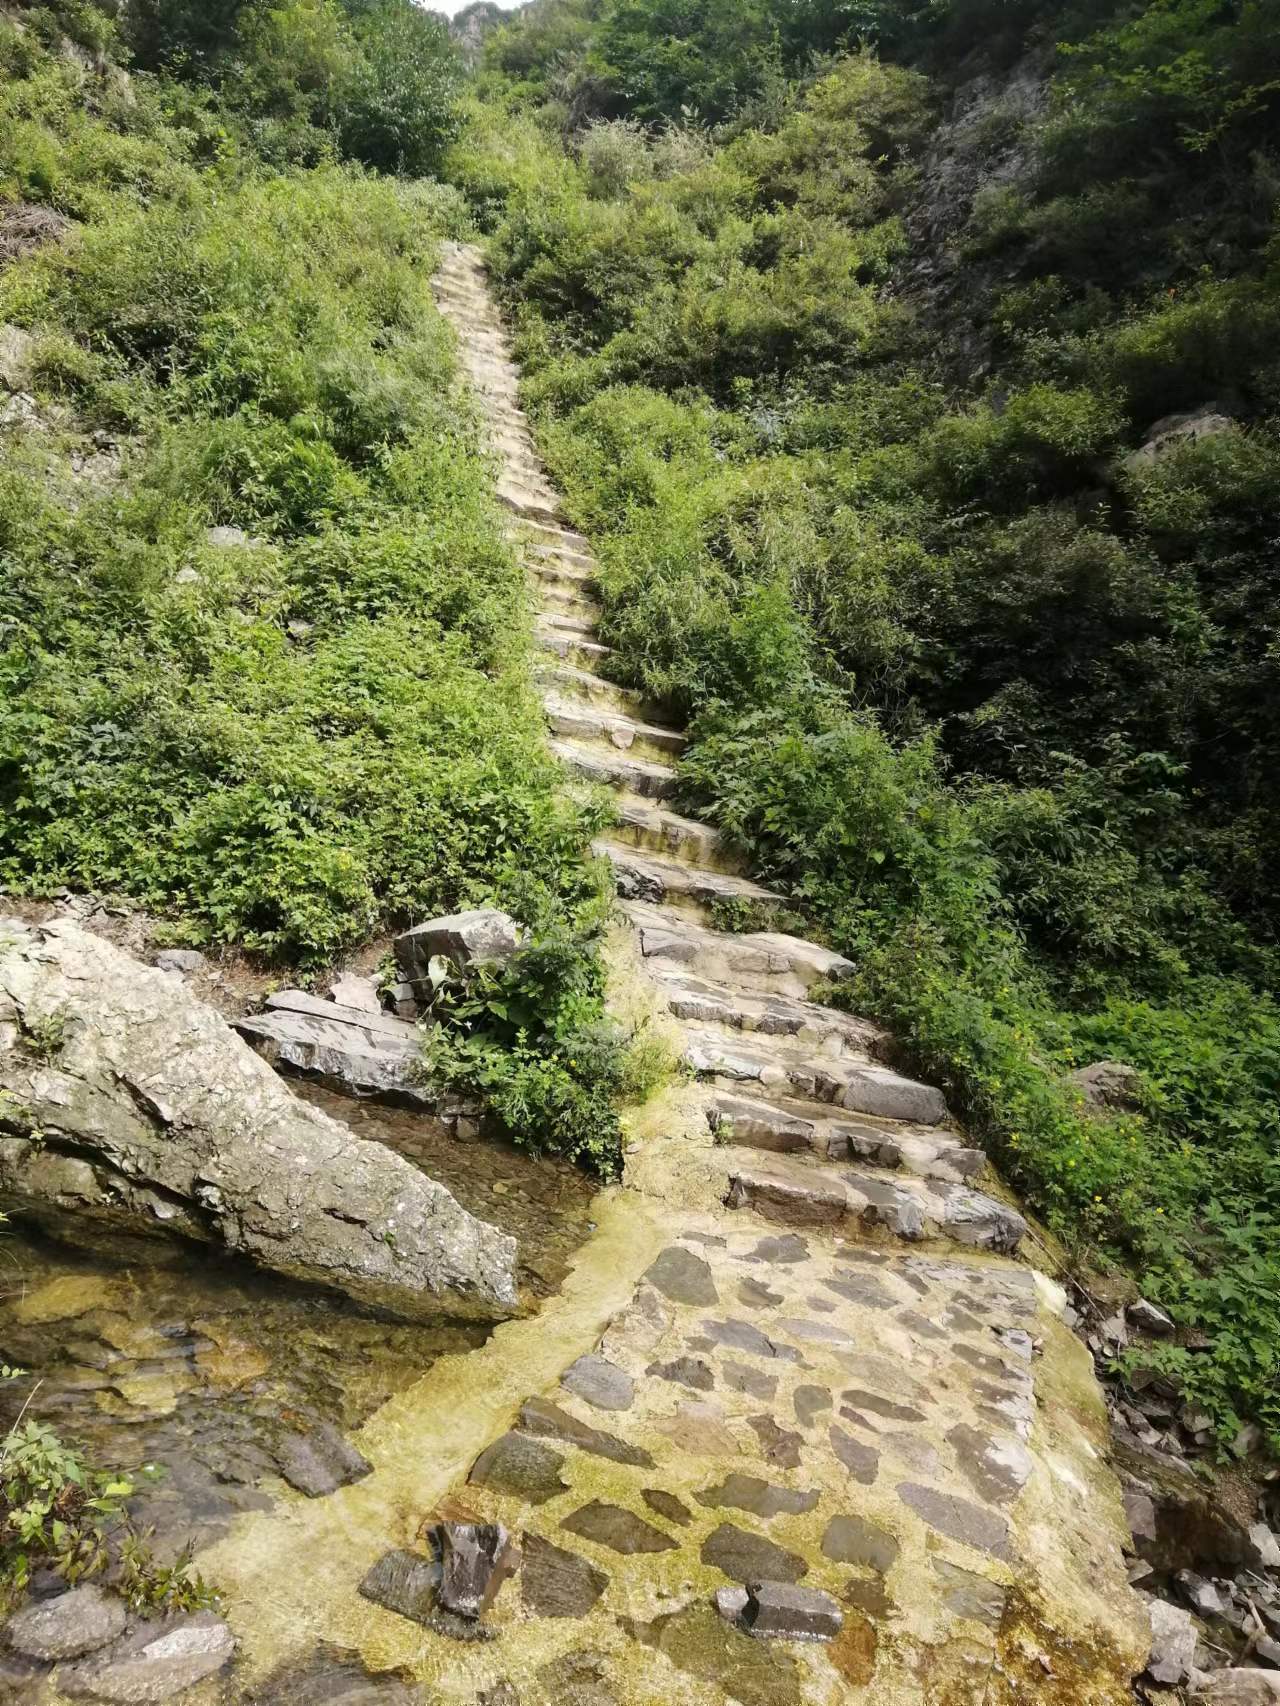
[
  {"xmin": 449, "ymin": 0, "xmax": 1280, "ymax": 1445},
  {"xmin": 3, "ymin": 0, "xmax": 1279, "ymax": 1447},
  {"xmin": 0, "ymin": 1, "xmax": 654, "ymax": 1185}
]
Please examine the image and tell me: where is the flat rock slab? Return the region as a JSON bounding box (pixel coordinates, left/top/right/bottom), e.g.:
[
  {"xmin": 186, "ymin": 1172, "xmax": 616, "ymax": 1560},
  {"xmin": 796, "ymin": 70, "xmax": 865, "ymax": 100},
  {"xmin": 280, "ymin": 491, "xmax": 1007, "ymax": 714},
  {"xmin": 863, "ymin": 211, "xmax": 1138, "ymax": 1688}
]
[
  {"xmin": 359, "ymin": 1550, "xmax": 441, "ymax": 1627},
  {"xmin": 274, "ymin": 1420, "xmax": 371, "ymax": 1498},
  {"xmin": 60, "ymin": 1612, "xmax": 235, "ymax": 1702},
  {"xmin": 562, "ymin": 1354, "xmax": 636, "ymax": 1412}
]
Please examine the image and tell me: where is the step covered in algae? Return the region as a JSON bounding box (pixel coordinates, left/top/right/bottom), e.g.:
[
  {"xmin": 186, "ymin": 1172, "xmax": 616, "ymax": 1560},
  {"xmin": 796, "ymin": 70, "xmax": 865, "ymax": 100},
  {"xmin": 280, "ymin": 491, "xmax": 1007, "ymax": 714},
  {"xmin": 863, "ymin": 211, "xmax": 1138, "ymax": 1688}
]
[{"xmin": 217, "ymin": 1210, "xmax": 1148, "ymax": 1706}]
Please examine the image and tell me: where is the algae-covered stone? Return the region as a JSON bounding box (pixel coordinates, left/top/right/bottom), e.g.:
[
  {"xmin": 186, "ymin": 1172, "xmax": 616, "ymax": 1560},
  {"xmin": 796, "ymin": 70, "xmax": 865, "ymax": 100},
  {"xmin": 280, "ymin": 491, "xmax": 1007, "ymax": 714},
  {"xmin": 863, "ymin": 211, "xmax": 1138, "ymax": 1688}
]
[
  {"xmin": 701, "ymin": 1524, "xmax": 807, "ymax": 1584},
  {"xmin": 521, "ymin": 1537, "xmax": 608, "ymax": 1618},
  {"xmin": 561, "ymin": 1501, "xmax": 678, "ymax": 1555},
  {"xmin": 695, "ymin": 1475, "xmax": 818, "ymax": 1519},
  {"xmin": 469, "ymin": 1433, "xmax": 568, "ymax": 1504},
  {"xmin": 821, "ymin": 1514, "xmax": 899, "ymax": 1573},
  {"xmin": 359, "ymin": 1550, "xmax": 440, "ymax": 1627}
]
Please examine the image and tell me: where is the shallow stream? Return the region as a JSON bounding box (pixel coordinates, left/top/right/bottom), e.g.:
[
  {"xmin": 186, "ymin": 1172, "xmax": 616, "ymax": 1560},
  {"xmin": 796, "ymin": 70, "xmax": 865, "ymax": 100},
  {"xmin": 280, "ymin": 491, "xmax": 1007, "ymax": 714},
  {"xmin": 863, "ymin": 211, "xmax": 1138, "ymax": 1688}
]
[{"xmin": 0, "ymin": 1087, "xmax": 599, "ymax": 1583}]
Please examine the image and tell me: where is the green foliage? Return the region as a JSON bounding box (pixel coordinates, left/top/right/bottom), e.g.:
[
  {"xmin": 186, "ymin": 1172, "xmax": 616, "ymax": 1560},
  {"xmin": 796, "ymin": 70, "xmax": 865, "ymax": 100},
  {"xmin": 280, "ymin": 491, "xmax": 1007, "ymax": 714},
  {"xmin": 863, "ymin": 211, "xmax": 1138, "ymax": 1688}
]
[
  {"xmin": 0, "ymin": 34, "xmax": 592, "ymax": 967},
  {"xmin": 335, "ymin": 0, "xmax": 464, "ymax": 177},
  {"xmin": 455, "ymin": 0, "xmax": 1280, "ymax": 1444},
  {"xmin": 0, "ymin": 1411, "xmax": 214, "ymax": 1610},
  {"xmin": 419, "ymin": 891, "xmax": 666, "ymax": 1174}
]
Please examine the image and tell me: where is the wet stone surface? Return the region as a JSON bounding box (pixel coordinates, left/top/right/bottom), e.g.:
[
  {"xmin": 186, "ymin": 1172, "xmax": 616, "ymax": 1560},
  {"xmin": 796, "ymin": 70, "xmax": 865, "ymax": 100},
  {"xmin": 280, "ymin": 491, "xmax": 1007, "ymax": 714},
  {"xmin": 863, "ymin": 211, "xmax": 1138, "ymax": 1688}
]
[
  {"xmin": 521, "ymin": 1536, "xmax": 609, "ymax": 1618},
  {"xmin": 561, "ymin": 1500, "xmax": 678, "ymax": 1555},
  {"xmin": 431, "ymin": 1203, "xmax": 1145, "ymax": 1703}
]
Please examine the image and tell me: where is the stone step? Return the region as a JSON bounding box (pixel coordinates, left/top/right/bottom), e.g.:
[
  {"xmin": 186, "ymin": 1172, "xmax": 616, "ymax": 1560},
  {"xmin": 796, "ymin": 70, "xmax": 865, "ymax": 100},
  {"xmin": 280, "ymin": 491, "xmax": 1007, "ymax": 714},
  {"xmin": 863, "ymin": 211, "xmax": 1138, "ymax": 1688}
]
[
  {"xmin": 433, "ymin": 290, "xmax": 495, "ymax": 319},
  {"xmin": 537, "ymin": 582, "xmax": 598, "ymax": 621},
  {"xmin": 513, "ymin": 520, "xmax": 595, "ymax": 556},
  {"xmin": 594, "ymin": 842, "xmax": 785, "ymax": 917},
  {"xmin": 542, "ymin": 694, "xmax": 685, "ymax": 760},
  {"xmin": 706, "ymin": 1088, "xmax": 985, "ymax": 1183},
  {"xmin": 622, "ymin": 898, "xmax": 854, "ymax": 997},
  {"xmin": 550, "ymin": 738, "xmax": 678, "ymax": 802},
  {"xmin": 530, "ymin": 560, "xmax": 597, "ymax": 597},
  {"xmin": 526, "ymin": 541, "xmax": 598, "ymax": 576},
  {"xmin": 535, "ymin": 624, "xmax": 613, "ymax": 667},
  {"xmin": 498, "ymin": 481, "xmax": 562, "ymax": 523},
  {"xmin": 685, "ymin": 1021, "xmax": 949, "ymax": 1125},
  {"xmin": 649, "ymin": 966, "xmax": 883, "ymax": 1052},
  {"xmin": 539, "ymin": 610, "xmax": 599, "ymax": 640},
  {"xmin": 532, "ymin": 660, "xmax": 654, "ymax": 719},
  {"xmin": 720, "ymin": 1147, "xmax": 1026, "ymax": 1253},
  {"xmin": 610, "ymin": 796, "xmax": 731, "ymax": 869},
  {"xmin": 502, "ymin": 457, "xmax": 551, "ymax": 488}
]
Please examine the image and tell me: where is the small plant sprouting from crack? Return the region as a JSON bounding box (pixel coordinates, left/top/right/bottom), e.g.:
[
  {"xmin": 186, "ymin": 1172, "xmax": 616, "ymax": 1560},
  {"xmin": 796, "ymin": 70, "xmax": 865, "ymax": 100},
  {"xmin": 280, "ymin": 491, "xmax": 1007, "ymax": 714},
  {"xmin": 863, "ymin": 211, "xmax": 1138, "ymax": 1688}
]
[{"xmin": 21, "ymin": 1009, "xmax": 67, "ymax": 1066}]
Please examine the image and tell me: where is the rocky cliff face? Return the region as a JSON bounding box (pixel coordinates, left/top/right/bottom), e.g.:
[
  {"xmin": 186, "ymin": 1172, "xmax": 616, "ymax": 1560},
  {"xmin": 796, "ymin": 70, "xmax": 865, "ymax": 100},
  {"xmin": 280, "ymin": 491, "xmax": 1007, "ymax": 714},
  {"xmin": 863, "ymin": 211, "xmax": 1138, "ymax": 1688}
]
[{"xmin": 0, "ymin": 918, "xmax": 519, "ymax": 1322}]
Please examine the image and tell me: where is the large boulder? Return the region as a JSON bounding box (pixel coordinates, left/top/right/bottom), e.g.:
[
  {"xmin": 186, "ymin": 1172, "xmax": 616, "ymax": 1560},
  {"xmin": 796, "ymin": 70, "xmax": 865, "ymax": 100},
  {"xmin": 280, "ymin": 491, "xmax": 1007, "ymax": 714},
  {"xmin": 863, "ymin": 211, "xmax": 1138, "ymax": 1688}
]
[
  {"xmin": 1126, "ymin": 404, "xmax": 1238, "ymax": 469},
  {"xmin": 0, "ymin": 919, "xmax": 517, "ymax": 1322},
  {"xmin": 394, "ymin": 910, "xmax": 523, "ymax": 991}
]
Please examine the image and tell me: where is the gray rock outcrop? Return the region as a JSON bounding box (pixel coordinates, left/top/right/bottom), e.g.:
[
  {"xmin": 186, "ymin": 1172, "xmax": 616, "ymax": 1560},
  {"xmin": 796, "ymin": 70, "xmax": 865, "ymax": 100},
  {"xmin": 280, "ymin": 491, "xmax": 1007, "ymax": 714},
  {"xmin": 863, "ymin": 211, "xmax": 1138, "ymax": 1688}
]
[
  {"xmin": 1069, "ymin": 1059, "xmax": 1143, "ymax": 1114},
  {"xmin": 0, "ymin": 919, "xmax": 517, "ymax": 1321},
  {"xmin": 395, "ymin": 909, "xmax": 523, "ymax": 989}
]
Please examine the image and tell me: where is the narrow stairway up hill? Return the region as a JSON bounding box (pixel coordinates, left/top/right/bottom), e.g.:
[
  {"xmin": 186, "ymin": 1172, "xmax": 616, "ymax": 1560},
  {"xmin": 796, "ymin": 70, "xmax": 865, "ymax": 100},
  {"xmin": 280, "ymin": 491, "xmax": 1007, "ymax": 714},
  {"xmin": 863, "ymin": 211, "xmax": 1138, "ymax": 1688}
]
[{"xmin": 190, "ymin": 244, "xmax": 1153, "ymax": 1706}]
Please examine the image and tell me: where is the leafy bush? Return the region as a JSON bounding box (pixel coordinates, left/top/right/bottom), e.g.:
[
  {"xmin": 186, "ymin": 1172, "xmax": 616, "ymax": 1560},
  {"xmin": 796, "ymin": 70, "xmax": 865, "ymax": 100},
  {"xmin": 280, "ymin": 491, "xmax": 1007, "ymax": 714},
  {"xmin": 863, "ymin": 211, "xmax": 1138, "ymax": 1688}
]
[{"xmin": 420, "ymin": 893, "xmax": 671, "ymax": 1174}]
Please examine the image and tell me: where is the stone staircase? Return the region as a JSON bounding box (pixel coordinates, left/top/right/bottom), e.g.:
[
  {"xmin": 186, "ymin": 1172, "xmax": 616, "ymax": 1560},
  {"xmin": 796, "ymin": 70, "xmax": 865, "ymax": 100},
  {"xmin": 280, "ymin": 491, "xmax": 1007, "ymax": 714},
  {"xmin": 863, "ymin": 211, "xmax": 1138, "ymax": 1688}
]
[
  {"xmin": 178, "ymin": 243, "xmax": 1149, "ymax": 1706},
  {"xmin": 432, "ymin": 241, "xmax": 1025, "ymax": 1262}
]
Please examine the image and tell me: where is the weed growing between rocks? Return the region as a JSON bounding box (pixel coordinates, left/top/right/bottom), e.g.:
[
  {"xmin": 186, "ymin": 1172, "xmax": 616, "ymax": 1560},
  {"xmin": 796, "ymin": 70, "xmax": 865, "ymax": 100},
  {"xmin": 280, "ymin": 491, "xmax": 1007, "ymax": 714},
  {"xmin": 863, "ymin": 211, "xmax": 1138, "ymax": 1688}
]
[
  {"xmin": 0, "ymin": 1398, "xmax": 214, "ymax": 1612},
  {"xmin": 419, "ymin": 885, "xmax": 677, "ymax": 1176}
]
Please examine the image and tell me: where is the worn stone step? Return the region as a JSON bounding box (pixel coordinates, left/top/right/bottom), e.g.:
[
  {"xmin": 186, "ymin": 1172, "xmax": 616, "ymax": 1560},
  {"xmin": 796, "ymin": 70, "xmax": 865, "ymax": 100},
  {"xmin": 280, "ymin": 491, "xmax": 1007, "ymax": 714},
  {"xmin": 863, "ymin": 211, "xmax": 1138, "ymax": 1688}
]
[
  {"xmin": 531, "ymin": 561, "xmax": 597, "ymax": 599},
  {"xmin": 720, "ymin": 1147, "xmax": 1026, "ymax": 1252},
  {"xmin": 683, "ymin": 1022, "xmax": 949, "ymax": 1124},
  {"xmin": 610, "ymin": 796, "xmax": 731, "ymax": 869},
  {"xmin": 706, "ymin": 1089, "xmax": 985, "ymax": 1183},
  {"xmin": 527, "ymin": 540, "xmax": 597, "ymax": 576},
  {"xmin": 650, "ymin": 967, "xmax": 883, "ymax": 1052},
  {"xmin": 532, "ymin": 660, "xmax": 653, "ymax": 719},
  {"xmin": 537, "ymin": 583, "xmax": 599, "ymax": 621},
  {"xmin": 538, "ymin": 610, "xmax": 599, "ymax": 639},
  {"xmin": 498, "ymin": 480, "xmax": 562, "ymax": 521},
  {"xmin": 542, "ymin": 694, "xmax": 685, "ymax": 761},
  {"xmin": 535, "ymin": 624, "xmax": 613, "ymax": 667},
  {"xmin": 494, "ymin": 432, "xmax": 537, "ymax": 458},
  {"xmin": 513, "ymin": 520, "xmax": 594, "ymax": 556},
  {"xmin": 594, "ymin": 842, "xmax": 785, "ymax": 917},
  {"xmin": 551, "ymin": 738, "xmax": 678, "ymax": 802},
  {"xmin": 502, "ymin": 456, "xmax": 552, "ymax": 487},
  {"xmin": 622, "ymin": 898, "xmax": 854, "ymax": 997}
]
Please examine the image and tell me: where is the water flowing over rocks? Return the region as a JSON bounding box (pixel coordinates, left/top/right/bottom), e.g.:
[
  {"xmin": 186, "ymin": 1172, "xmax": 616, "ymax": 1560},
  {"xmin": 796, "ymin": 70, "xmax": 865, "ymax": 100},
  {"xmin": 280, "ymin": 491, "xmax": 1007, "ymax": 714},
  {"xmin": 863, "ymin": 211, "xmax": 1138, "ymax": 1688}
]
[{"xmin": 0, "ymin": 917, "xmax": 517, "ymax": 1321}]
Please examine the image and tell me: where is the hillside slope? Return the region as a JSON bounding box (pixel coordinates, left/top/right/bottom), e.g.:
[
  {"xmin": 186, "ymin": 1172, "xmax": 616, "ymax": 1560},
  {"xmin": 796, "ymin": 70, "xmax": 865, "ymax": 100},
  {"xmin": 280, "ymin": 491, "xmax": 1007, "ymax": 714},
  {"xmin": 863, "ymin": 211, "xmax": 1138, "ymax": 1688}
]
[{"xmin": 448, "ymin": 0, "xmax": 1280, "ymax": 1448}]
